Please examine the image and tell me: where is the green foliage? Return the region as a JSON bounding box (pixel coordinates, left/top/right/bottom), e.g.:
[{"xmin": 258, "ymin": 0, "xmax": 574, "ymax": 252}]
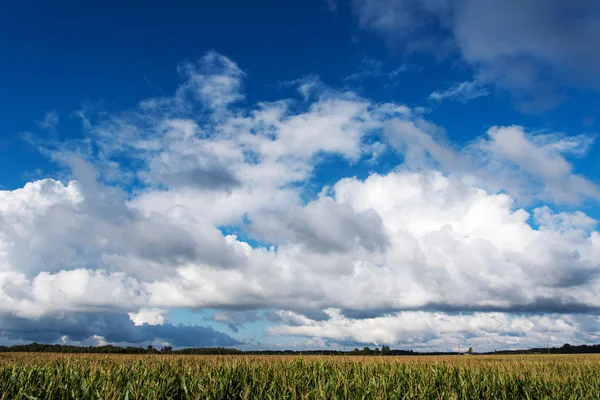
[
  {"xmin": 0, "ymin": 343, "xmax": 242, "ymax": 355},
  {"xmin": 3, "ymin": 342, "xmax": 600, "ymax": 356},
  {"xmin": 1, "ymin": 353, "xmax": 600, "ymax": 399}
]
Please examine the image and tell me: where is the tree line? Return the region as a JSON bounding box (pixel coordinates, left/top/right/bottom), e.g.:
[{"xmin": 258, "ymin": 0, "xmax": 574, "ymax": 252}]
[
  {"xmin": 484, "ymin": 343, "xmax": 600, "ymax": 355},
  {"xmin": 0, "ymin": 343, "xmax": 428, "ymax": 355},
  {"xmin": 0, "ymin": 343, "xmax": 241, "ymax": 355},
  {"xmin": 1, "ymin": 342, "xmax": 599, "ymax": 355}
]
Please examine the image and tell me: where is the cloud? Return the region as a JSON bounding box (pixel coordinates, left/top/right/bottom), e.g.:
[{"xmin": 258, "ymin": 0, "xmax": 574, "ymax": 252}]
[
  {"xmin": 35, "ymin": 111, "xmax": 60, "ymax": 132},
  {"xmin": 138, "ymin": 51, "xmax": 245, "ymax": 116},
  {"xmin": 4, "ymin": 52, "xmax": 600, "ymax": 350},
  {"xmin": 430, "ymin": 81, "xmax": 489, "ymax": 103},
  {"xmin": 332, "ymin": 170, "xmax": 600, "ymax": 311},
  {"xmin": 269, "ymin": 309, "xmax": 600, "ymax": 351},
  {"xmin": 388, "ymin": 64, "xmax": 411, "ymax": 78},
  {"xmin": 468, "ymin": 126, "xmax": 599, "ymax": 204},
  {"xmin": 383, "ymin": 121, "xmax": 599, "ymax": 204},
  {"xmin": 343, "ymin": 57, "xmax": 411, "ymax": 82},
  {"xmin": 5, "ymin": 168, "xmax": 598, "ymax": 321},
  {"xmin": 0, "ymin": 163, "xmax": 245, "ymax": 283},
  {"xmin": 178, "ymin": 51, "xmax": 246, "ymax": 112},
  {"xmin": 129, "ymin": 308, "xmax": 166, "ymax": 326},
  {"xmin": 211, "ymin": 310, "xmax": 262, "ymax": 333},
  {"xmin": 0, "ymin": 312, "xmax": 239, "ymax": 348},
  {"xmin": 352, "ymin": 0, "xmax": 600, "ymax": 110},
  {"xmin": 533, "ymin": 206, "xmax": 597, "ymax": 233},
  {"xmin": 247, "ymin": 196, "xmax": 389, "ymax": 254}
]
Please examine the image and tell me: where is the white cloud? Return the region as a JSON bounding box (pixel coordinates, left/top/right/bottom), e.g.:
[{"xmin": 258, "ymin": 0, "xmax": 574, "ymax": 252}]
[
  {"xmin": 469, "ymin": 126, "xmax": 600, "ymax": 204},
  {"xmin": 384, "ymin": 121, "xmax": 600, "ymax": 205},
  {"xmin": 3, "ymin": 52, "xmax": 600, "ymax": 350},
  {"xmin": 139, "ymin": 51, "xmax": 245, "ymax": 116},
  {"xmin": 534, "ymin": 206, "xmax": 597, "ymax": 232},
  {"xmin": 343, "ymin": 57, "xmax": 411, "ymax": 83},
  {"xmin": 129, "ymin": 308, "xmax": 166, "ymax": 326},
  {"xmin": 269, "ymin": 309, "xmax": 600, "ymax": 351},
  {"xmin": 4, "ymin": 168, "xmax": 599, "ymax": 323},
  {"xmin": 178, "ymin": 51, "xmax": 246, "ymax": 111},
  {"xmin": 430, "ymin": 80, "xmax": 489, "ymax": 103}
]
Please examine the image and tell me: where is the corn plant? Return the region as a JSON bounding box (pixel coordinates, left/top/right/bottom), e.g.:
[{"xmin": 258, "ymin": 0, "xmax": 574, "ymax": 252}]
[{"xmin": 1, "ymin": 353, "xmax": 600, "ymax": 399}]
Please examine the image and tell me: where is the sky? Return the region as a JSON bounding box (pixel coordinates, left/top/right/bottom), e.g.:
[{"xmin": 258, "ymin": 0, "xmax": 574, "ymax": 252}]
[{"xmin": 1, "ymin": 0, "xmax": 600, "ymax": 352}]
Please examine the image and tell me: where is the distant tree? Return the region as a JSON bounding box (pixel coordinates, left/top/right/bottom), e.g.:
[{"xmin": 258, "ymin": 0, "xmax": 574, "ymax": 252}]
[
  {"xmin": 374, "ymin": 348, "xmax": 381, "ymax": 355},
  {"xmin": 467, "ymin": 347, "xmax": 473, "ymax": 355},
  {"xmin": 7, "ymin": 341, "xmax": 600, "ymax": 356}
]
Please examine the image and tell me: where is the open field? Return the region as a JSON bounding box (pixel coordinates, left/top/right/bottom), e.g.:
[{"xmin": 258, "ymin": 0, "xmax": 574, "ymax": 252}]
[{"xmin": 1, "ymin": 353, "xmax": 600, "ymax": 399}]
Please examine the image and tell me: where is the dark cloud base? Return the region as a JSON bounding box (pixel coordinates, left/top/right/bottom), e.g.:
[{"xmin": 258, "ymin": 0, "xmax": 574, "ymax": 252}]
[
  {"xmin": 341, "ymin": 300, "xmax": 600, "ymax": 320},
  {"xmin": 0, "ymin": 312, "xmax": 239, "ymax": 348}
]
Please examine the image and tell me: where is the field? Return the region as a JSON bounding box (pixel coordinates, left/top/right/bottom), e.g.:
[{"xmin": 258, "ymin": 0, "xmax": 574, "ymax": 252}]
[{"xmin": 1, "ymin": 353, "xmax": 600, "ymax": 399}]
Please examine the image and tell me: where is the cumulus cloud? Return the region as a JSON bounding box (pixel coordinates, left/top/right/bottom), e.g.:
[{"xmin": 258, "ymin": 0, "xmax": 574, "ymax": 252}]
[
  {"xmin": 3, "ymin": 52, "xmax": 600, "ymax": 350},
  {"xmin": 269, "ymin": 309, "xmax": 600, "ymax": 351},
  {"xmin": 468, "ymin": 126, "xmax": 599, "ymax": 204},
  {"xmin": 384, "ymin": 121, "xmax": 599, "ymax": 204},
  {"xmin": 4, "ymin": 169, "xmax": 599, "ymax": 337},
  {"xmin": 129, "ymin": 308, "xmax": 166, "ymax": 326},
  {"xmin": 352, "ymin": 0, "xmax": 600, "ymax": 110},
  {"xmin": 333, "ymin": 170, "xmax": 600, "ymax": 312}
]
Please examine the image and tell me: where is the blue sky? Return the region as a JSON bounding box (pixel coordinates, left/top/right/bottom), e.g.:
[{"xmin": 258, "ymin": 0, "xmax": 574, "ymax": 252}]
[{"xmin": 1, "ymin": 0, "xmax": 600, "ymax": 351}]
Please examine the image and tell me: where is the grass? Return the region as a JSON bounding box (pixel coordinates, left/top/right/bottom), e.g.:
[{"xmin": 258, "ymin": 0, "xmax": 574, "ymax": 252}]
[{"xmin": 1, "ymin": 353, "xmax": 599, "ymax": 399}]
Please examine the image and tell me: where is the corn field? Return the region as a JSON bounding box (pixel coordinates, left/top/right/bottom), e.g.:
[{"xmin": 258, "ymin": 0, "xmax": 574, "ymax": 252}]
[{"xmin": 1, "ymin": 353, "xmax": 600, "ymax": 399}]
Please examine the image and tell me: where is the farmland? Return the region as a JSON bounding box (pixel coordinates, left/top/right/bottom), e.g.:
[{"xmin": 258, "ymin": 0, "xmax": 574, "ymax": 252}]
[{"xmin": 1, "ymin": 353, "xmax": 599, "ymax": 399}]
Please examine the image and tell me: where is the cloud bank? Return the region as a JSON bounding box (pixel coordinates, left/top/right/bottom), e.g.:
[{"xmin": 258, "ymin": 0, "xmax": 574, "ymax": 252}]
[{"xmin": 1, "ymin": 52, "xmax": 599, "ymax": 350}]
